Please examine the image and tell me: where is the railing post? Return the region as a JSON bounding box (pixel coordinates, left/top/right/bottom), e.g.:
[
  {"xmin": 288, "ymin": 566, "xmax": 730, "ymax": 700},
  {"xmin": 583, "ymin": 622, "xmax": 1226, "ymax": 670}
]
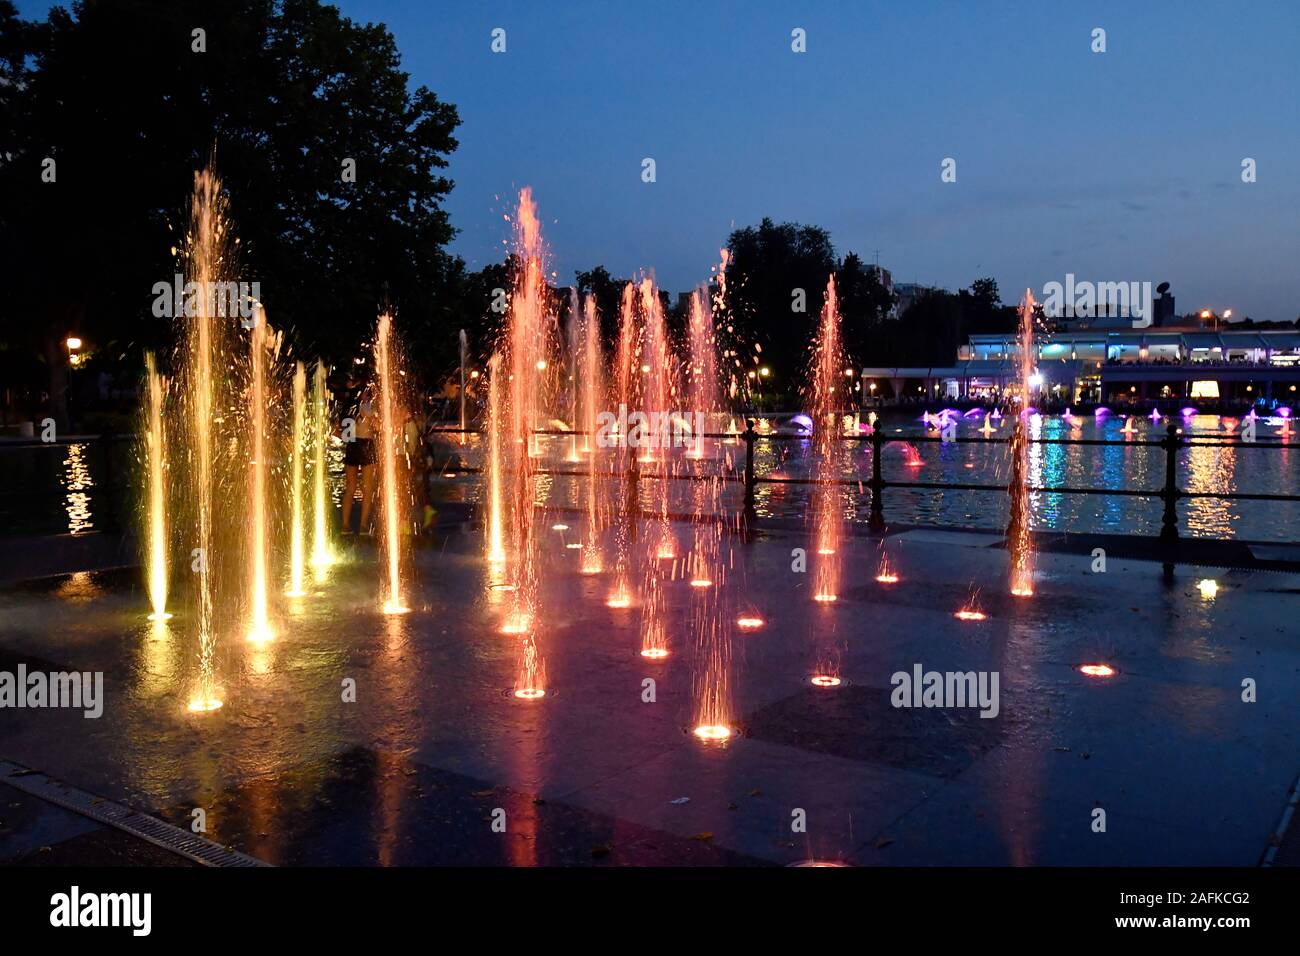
[
  {"xmin": 868, "ymin": 426, "xmax": 885, "ymax": 532},
  {"xmin": 1160, "ymin": 421, "xmax": 1180, "ymax": 541},
  {"xmin": 742, "ymin": 418, "xmax": 756, "ymax": 526}
]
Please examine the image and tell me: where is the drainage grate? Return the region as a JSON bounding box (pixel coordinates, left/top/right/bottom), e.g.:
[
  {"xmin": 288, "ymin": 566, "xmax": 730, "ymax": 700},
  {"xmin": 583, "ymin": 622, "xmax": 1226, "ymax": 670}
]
[{"xmin": 0, "ymin": 759, "xmax": 269, "ymax": 867}]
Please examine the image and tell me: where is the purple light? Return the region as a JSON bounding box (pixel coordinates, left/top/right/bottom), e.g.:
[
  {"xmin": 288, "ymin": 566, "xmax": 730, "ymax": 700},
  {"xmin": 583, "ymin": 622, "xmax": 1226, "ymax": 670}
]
[
  {"xmin": 791, "ymin": 414, "xmax": 813, "ymax": 434},
  {"xmin": 1279, "ymin": 407, "xmax": 1292, "ymax": 418},
  {"xmin": 1180, "ymin": 407, "xmax": 1196, "ymax": 418},
  {"xmin": 1094, "ymin": 407, "xmax": 1109, "ymax": 417}
]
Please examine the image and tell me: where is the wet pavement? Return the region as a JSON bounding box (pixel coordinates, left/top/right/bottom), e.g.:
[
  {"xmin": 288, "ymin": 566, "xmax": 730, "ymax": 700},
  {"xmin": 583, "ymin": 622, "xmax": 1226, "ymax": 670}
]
[{"xmin": 0, "ymin": 521, "xmax": 1296, "ymax": 866}]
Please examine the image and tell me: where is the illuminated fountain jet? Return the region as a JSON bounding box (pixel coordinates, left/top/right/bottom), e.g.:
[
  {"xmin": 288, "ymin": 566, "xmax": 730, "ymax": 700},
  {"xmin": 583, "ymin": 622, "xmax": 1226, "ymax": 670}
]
[
  {"xmin": 374, "ymin": 312, "xmax": 411, "ymax": 616},
  {"xmin": 1007, "ymin": 290, "xmax": 1036, "ymax": 598},
  {"xmin": 685, "ymin": 285, "xmax": 733, "ymax": 742},
  {"xmin": 286, "ymin": 361, "xmax": 308, "ymax": 598},
  {"xmin": 178, "ymin": 164, "xmax": 234, "ymax": 713},
  {"xmin": 807, "ymin": 275, "xmax": 847, "ymax": 686},
  {"xmin": 502, "ymin": 189, "xmax": 548, "ymax": 699},
  {"xmin": 142, "ymin": 353, "xmax": 171, "ymax": 623}
]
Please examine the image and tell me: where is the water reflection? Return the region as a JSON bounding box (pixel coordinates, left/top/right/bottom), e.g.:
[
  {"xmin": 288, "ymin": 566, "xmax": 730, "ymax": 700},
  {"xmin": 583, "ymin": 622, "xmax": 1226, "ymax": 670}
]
[
  {"xmin": 61, "ymin": 442, "xmax": 94, "ymax": 533},
  {"xmin": 278, "ymin": 416, "xmax": 1300, "ymax": 543},
  {"xmin": 1184, "ymin": 428, "xmax": 1235, "ymax": 537}
]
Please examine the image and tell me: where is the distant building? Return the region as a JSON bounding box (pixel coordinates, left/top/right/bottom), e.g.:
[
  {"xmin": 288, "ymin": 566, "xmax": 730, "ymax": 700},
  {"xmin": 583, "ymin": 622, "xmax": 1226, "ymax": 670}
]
[
  {"xmin": 861, "ymin": 278, "xmax": 1300, "ymax": 407},
  {"xmin": 1054, "ymin": 281, "xmax": 1177, "ymax": 330},
  {"xmin": 865, "ymin": 264, "xmax": 893, "ymax": 292},
  {"xmin": 1152, "ymin": 285, "xmax": 1176, "ymax": 327},
  {"xmin": 945, "ymin": 324, "xmax": 1300, "ymax": 405},
  {"xmin": 892, "ymin": 282, "xmax": 942, "ymax": 319}
]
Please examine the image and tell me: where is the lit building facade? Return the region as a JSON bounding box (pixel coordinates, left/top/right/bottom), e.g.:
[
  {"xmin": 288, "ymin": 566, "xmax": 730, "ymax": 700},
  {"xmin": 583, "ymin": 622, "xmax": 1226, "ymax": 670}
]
[{"xmin": 862, "ymin": 327, "xmax": 1300, "ymax": 406}]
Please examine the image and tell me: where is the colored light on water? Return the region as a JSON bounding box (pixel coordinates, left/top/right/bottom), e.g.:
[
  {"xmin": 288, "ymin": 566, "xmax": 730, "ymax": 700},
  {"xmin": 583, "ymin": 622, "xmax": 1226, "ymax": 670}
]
[
  {"xmin": 552, "ymin": 523, "xmax": 569, "ymax": 531},
  {"xmin": 736, "ymin": 616, "xmax": 764, "ymax": 629},
  {"xmin": 789, "ymin": 859, "xmax": 850, "ymax": 868},
  {"xmin": 813, "ymin": 592, "xmax": 837, "ymax": 602},
  {"xmin": 382, "ymin": 602, "xmax": 411, "ymax": 615},
  {"xmin": 876, "ymin": 573, "xmax": 899, "ymax": 584},
  {"xmin": 640, "ymin": 648, "xmax": 669, "ymax": 659},
  {"xmin": 692, "ymin": 724, "xmax": 731, "ymax": 741},
  {"xmin": 187, "ymin": 695, "xmax": 224, "ymax": 713},
  {"xmin": 501, "ymin": 613, "xmax": 530, "ymax": 634},
  {"xmin": 955, "ymin": 608, "xmax": 986, "ymax": 621},
  {"xmin": 810, "ymin": 675, "xmax": 842, "ymax": 687},
  {"xmin": 246, "ymin": 624, "xmax": 275, "ymax": 645},
  {"xmin": 513, "ymin": 687, "xmax": 546, "ymax": 700},
  {"xmin": 1078, "ymin": 663, "xmax": 1117, "ymax": 678},
  {"xmin": 1011, "ymin": 586, "xmax": 1034, "ymax": 597},
  {"xmin": 689, "ymin": 578, "xmax": 713, "ymax": 588},
  {"xmin": 1197, "ymin": 579, "xmax": 1219, "ymax": 599},
  {"xmin": 147, "ymin": 611, "xmax": 173, "ymax": 622}
]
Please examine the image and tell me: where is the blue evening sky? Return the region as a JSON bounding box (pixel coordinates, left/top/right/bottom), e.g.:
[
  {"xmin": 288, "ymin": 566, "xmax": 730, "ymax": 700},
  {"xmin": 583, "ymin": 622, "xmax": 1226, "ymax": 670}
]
[{"xmin": 16, "ymin": 1, "xmax": 1300, "ymax": 318}]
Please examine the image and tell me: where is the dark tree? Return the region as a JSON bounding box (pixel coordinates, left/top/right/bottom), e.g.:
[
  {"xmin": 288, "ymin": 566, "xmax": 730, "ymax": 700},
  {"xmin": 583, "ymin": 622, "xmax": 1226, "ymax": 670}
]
[
  {"xmin": 722, "ymin": 217, "xmax": 837, "ymax": 390},
  {"xmin": 574, "ymin": 265, "xmax": 629, "ymax": 349},
  {"xmin": 0, "ymin": 0, "xmax": 461, "ymax": 429},
  {"xmin": 969, "ymin": 276, "xmax": 1000, "ymax": 311},
  {"xmin": 836, "ymin": 252, "xmax": 896, "ymax": 368}
]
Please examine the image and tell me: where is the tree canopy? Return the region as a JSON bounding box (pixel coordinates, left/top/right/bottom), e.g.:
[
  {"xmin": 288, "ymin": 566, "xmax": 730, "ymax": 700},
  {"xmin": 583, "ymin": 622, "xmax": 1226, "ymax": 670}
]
[
  {"xmin": 715, "ymin": 216, "xmax": 1019, "ymax": 395},
  {"xmin": 0, "ymin": 0, "xmax": 461, "ymax": 426}
]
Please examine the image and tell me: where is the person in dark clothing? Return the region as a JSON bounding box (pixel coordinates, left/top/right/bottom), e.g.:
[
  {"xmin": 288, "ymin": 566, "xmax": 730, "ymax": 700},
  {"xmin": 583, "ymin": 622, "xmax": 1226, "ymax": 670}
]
[{"xmin": 339, "ymin": 373, "xmax": 378, "ymax": 534}]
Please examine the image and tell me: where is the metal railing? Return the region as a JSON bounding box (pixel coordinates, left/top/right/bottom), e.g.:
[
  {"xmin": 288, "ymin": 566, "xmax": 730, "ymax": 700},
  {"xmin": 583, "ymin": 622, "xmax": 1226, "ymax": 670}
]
[
  {"xmin": 431, "ymin": 419, "xmax": 1299, "ymax": 543},
  {"xmin": 5, "ymin": 422, "xmax": 1294, "ymax": 543}
]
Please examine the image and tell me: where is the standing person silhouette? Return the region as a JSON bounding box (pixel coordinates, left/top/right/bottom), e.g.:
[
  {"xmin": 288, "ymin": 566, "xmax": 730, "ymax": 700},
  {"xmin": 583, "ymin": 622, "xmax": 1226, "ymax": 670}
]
[{"xmin": 339, "ymin": 371, "xmax": 378, "ymax": 535}]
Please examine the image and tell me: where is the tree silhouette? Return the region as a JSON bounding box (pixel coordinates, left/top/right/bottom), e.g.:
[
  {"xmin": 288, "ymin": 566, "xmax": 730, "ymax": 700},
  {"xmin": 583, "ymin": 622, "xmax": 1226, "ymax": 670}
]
[{"xmin": 0, "ymin": 0, "xmax": 461, "ymax": 428}]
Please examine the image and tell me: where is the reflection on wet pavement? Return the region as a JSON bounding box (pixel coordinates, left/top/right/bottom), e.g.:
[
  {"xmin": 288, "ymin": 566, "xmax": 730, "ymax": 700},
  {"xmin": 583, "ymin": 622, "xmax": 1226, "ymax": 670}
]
[{"xmin": 0, "ymin": 526, "xmax": 1297, "ymax": 866}]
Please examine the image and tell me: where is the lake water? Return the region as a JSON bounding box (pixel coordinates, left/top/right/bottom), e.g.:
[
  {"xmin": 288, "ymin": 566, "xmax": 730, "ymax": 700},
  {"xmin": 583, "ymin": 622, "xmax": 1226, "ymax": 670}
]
[{"xmin": 2, "ymin": 411, "xmax": 1296, "ymax": 543}]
